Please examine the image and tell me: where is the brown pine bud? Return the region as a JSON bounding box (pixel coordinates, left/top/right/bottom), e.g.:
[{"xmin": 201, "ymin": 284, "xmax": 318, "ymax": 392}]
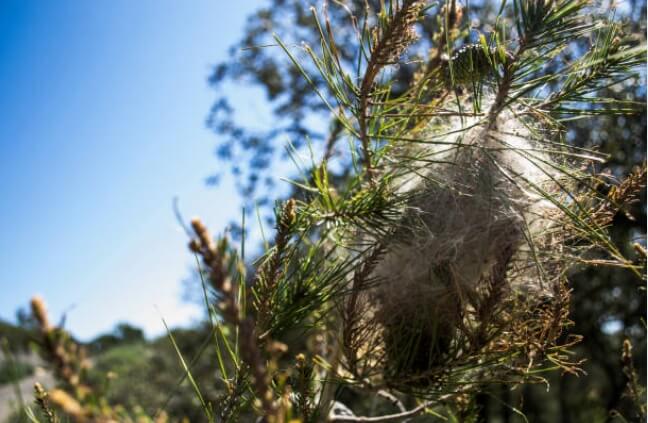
[
  {"xmin": 49, "ymin": 389, "xmax": 86, "ymax": 421},
  {"xmin": 30, "ymin": 296, "xmax": 51, "ymax": 332}
]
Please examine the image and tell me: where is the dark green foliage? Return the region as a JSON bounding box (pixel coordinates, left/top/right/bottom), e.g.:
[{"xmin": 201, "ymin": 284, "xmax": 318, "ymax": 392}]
[
  {"xmin": 0, "ymin": 320, "xmax": 36, "ymax": 353},
  {"xmin": 88, "ymin": 322, "xmax": 146, "ymax": 354},
  {"xmin": 0, "ymin": 360, "xmax": 33, "ymax": 386},
  {"xmin": 84, "ymin": 325, "xmax": 236, "ymax": 421},
  {"xmin": 88, "ymin": 343, "xmax": 153, "ymax": 408}
]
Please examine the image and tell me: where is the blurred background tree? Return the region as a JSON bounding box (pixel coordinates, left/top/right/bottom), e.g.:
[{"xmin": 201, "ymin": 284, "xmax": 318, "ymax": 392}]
[
  {"xmin": 88, "ymin": 322, "xmax": 145, "ymax": 354},
  {"xmin": 206, "ymin": 0, "xmax": 646, "ymax": 421}
]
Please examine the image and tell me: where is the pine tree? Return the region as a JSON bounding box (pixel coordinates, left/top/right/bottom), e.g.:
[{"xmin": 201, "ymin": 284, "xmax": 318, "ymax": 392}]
[
  {"xmin": 187, "ymin": 0, "xmax": 646, "ymax": 420},
  {"xmin": 24, "ymin": 1, "xmax": 646, "ymax": 421}
]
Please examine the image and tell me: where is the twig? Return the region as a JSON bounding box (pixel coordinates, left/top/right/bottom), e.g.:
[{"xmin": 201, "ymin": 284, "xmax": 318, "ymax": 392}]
[
  {"xmin": 376, "ymin": 390, "xmax": 406, "ymax": 413},
  {"xmin": 329, "ymin": 400, "xmax": 434, "ymax": 422}
]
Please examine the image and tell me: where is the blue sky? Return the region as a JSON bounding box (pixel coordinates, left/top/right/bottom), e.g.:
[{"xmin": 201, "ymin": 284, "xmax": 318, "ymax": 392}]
[{"xmin": 0, "ymin": 1, "xmax": 269, "ymax": 340}]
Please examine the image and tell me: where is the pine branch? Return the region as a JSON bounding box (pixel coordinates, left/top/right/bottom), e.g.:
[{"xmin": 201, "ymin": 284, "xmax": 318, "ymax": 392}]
[
  {"xmin": 34, "ymin": 382, "xmax": 58, "ymax": 423},
  {"xmin": 541, "ymin": 23, "xmax": 646, "ymax": 113},
  {"xmin": 254, "ymin": 199, "xmax": 296, "ymax": 337},
  {"xmin": 189, "ymin": 218, "xmax": 280, "ymax": 420},
  {"xmin": 621, "ymin": 338, "xmax": 647, "ymax": 420},
  {"xmin": 589, "ymin": 163, "xmax": 647, "ymax": 227},
  {"xmin": 30, "ymin": 297, "xmax": 90, "ymax": 391},
  {"xmin": 343, "ymin": 244, "xmax": 386, "ymax": 378},
  {"xmin": 358, "ymin": 0, "xmax": 426, "ymax": 181}
]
